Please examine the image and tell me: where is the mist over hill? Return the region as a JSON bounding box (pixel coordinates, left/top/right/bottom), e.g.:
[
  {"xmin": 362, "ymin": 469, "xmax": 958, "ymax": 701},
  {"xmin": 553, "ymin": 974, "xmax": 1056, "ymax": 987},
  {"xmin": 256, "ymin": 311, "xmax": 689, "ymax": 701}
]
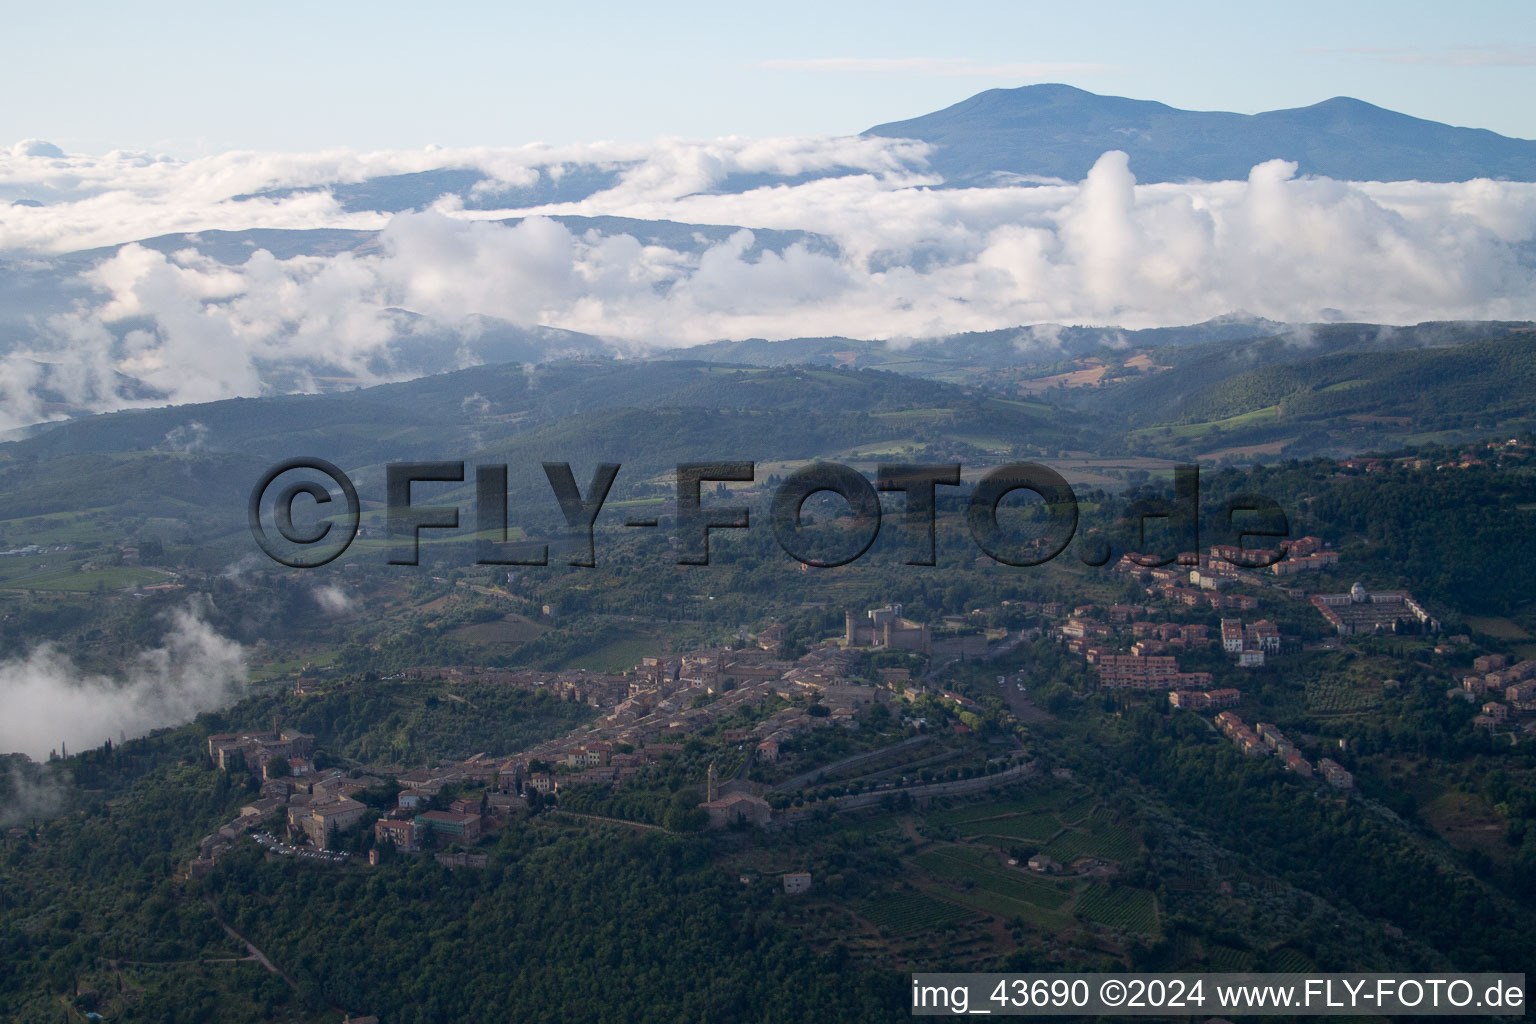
[
  {"xmin": 3, "ymin": 318, "xmax": 1532, "ymax": 556},
  {"xmin": 2, "ymin": 86, "xmax": 1534, "ymax": 434}
]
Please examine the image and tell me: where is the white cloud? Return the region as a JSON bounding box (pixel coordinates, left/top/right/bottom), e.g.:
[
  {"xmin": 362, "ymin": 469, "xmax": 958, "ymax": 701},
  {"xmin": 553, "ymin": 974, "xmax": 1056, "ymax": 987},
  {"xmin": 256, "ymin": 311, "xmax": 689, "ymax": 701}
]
[
  {"xmin": 312, "ymin": 585, "xmax": 355, "ymax": 616},
  {"xmin": 160, "ymin": 421, "xmax": 211, "ymax": 452},
  {"xmin": 12, "ymin": 139, "xmax": 66, "ymax": 159},
  {"xmin": 0, "ymin": 603, "xmax": 248, "ymax": 761},
  {"xmin": 0, "ymin": 761, "xmax": 67, "ymax": 826},
  {"xmin": 0, "ymin": 134, "xmax": 932, "ymax": 252},
  {"xmin": 2, "ymin": 136, "xmax": 1535, "ymax": 428}
]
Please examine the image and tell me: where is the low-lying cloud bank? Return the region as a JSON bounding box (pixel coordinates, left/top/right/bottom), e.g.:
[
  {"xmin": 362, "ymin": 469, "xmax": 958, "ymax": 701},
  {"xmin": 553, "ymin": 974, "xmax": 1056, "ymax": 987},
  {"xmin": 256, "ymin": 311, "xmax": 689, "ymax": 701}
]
[
  {"xmin": 0, "ymin": 603, "xmax": 247, "ymax": 761},
  {"xmin": 2, "ymin": 135, "xmax": 1534, "ymax": 431}
]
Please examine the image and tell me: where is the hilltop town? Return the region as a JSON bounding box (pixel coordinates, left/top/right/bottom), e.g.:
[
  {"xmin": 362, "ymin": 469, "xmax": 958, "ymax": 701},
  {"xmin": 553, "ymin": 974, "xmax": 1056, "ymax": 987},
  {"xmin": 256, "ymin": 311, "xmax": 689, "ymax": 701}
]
[
  {"xmin": 192, "ymin": 602, "xmax": 1035, "ymax": 876},
  {"xmin": 186, "ymin": 525, "xmax": 1531, "ymax": 891}
]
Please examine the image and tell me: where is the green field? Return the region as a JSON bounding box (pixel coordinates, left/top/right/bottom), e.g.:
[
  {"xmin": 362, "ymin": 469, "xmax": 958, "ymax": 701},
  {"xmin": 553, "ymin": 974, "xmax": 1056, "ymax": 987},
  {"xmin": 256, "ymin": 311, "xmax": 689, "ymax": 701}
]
[
  {"xmin": 985, "ymin": 397, "xmax": 1056, "ymax": 416},
  {"xmin": 566, "ymin": 635, "xmax": 658, "ymax": 672},
  {"xmin": 1268, "ymin": 947, "xmax": 1316, "ymax": 972},
  {"xmin": 1042, "ymin": 817, "xmax": 1140, "ymax": 863},
  {"xmin": 859, "ymin": 891, "xmax": 975, "ymax": 935},
  {"xmin": 927, "ymin": 786, "xmax": 1087, "ymax": 827},
  {"xmin": 917, "ymin": 845, "xmax": 1072, "ymax": 914},
  {"xmin": 845, "ymin": 813, "xmax": 906, "ymax": 837},
  {"xmin": 1075, "ymin": 884, "xmax": 1157, "ymax": 935},
  {"xmin": 967, "ymin": 812, "xmax": 1061, "ymax": 843},
  {"xmin": 1130, "ymin": 404, "xmax": 1281, "ymax": 442},
  {"xmin": 1204, "ymin": 943, "xmax": 1257, "ymax": 971},
  {"xmin": 0, "ymin": 511, "xmax": 112, "ymax": 544},
  {"xmin": 1319, "ymin": 378, "xmax": 1368, "ymax": 393},
  {"xmin": 1, "ymin": 565, "xmax": 168, "ymax": 591},
  {"xmin": 1466, "ymin": 616, "xmax": 1533, "ymax": 641},
  {"xmin": 846, "ymin": 441, "xmax": 921, "ymax": 458},
  {"xmin": 927, "ymin": 787, "xmax": 1121, "ymax": 855},
  {"xmin": 451, "ymin": 614, "xmax": 548, "ymax": 647},
  {"xmin": 248, "ymin": 648, "xmax": 341, "ymax": 683},
  {"xmin": 1306, "ymin": 678, "xmax": 1382, "ymax": 714},
  {"xmin": 870, "ymin": 408, "xmax": 955, "ymax": 424},
  {"xmin": 948, "ymin": 434, "xmax": 1020, "ymax": 451},
  {"xmin": 1052, "ymin": 793, "xmax": 1099, "ymax": 824}
]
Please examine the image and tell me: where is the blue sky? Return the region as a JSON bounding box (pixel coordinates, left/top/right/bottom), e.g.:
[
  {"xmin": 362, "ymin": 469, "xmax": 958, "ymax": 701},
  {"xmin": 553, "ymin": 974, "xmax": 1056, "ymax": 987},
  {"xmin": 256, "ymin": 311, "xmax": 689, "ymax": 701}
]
[{"xmin": 5, "ymin": 0, "xmax": 1534, "ymax": 156}]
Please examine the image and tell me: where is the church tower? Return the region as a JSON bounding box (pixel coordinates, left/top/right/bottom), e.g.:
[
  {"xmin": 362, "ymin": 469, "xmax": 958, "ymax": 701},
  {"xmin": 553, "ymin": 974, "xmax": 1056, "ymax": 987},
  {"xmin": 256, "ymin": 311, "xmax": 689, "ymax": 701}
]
[{"xmin": 706, "ymin": 762, "xmax": 719, "ymax": 803}]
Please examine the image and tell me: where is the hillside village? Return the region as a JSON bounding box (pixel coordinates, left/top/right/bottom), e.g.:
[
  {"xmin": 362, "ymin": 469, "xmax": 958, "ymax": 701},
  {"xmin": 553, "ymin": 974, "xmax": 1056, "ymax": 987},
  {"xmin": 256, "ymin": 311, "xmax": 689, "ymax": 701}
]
[
  {"xmin": 187, "ymin": 531, "xmax": 1533, "ymax": 884},
  {"xmin": 191, "ymin": 605, "xmax": 1036, "ymax": 876}
]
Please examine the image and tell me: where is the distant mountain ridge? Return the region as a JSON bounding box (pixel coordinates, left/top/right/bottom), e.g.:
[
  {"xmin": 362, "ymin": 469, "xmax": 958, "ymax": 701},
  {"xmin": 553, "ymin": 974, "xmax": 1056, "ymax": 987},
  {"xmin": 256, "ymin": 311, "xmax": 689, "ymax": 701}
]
[
  {"xmin": 655, "ymin": 316, "xmax": 1290, "ymax": 370},
  {"xmin": 7, "ymin": 318, "xmax": 1531, "ymax": 472},
  {"xmin": 130, "ymin": 88, "xmax": 1536, "ymax": 221},
  {"xmin": 865, "ymin": 84, "xmax": 1536, "ymax": 184}
]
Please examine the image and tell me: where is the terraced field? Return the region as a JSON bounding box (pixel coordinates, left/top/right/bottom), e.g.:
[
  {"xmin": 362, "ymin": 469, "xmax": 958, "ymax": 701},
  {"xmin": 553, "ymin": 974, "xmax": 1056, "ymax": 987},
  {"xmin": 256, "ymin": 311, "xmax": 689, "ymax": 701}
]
[
  {"xmin": 845, "ymin": 813, "xmax": 907, "ymax": 837},
  {"xmin": 859, "ymin": 891, "xmax": 975, "ymax": 935},
  {"xmin": 1052, "ymin": 793, "xmax": 1100, "ymax": 823},
  {"xmin": 929, "ymin": 785, "xmax": 1096, "ymax": 840},
  {"xmin": 917, "ymin": 845, "xmax": 1073, "ymax": 925},
  {"xmin": 1043, "ymin": 827, "xmax": 1137, "ymax": 863},
  {"xmin": 1041, "ymin": 807, "xmax": 1140, "ymax": 862},
  {"xmin": 926, "ymin": 787, "xmax": 1085, "ymax": 827},
  {"xmin": 1205, "ymin": 943, "xmax": 1258, "ymax": 971},
  {"xmin": 1268, "ymin": 947, "xmax": 1316, "ymax": 972},
  {"xmin": 926, "ymin": 786, "xmax": 1145, "ymax": 869},
  {"xmin": 1075, "ymin": 884, "xmax": 1158, "ymax": 935},
  {"xmin": 1305, "ymin": 678, "xmax": 1382, "ymax": 713},
  {"xmin": 966, "ymin": 812, "xmax": 1061, "ymax": 842}
]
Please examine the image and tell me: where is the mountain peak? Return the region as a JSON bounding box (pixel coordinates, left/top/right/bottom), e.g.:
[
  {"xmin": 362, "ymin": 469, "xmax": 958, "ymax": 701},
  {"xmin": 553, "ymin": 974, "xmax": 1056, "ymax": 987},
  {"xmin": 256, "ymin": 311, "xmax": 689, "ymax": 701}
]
[{"xmin": 865, "ymin": 87, "xmax": 1536, "ymax": 184}]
